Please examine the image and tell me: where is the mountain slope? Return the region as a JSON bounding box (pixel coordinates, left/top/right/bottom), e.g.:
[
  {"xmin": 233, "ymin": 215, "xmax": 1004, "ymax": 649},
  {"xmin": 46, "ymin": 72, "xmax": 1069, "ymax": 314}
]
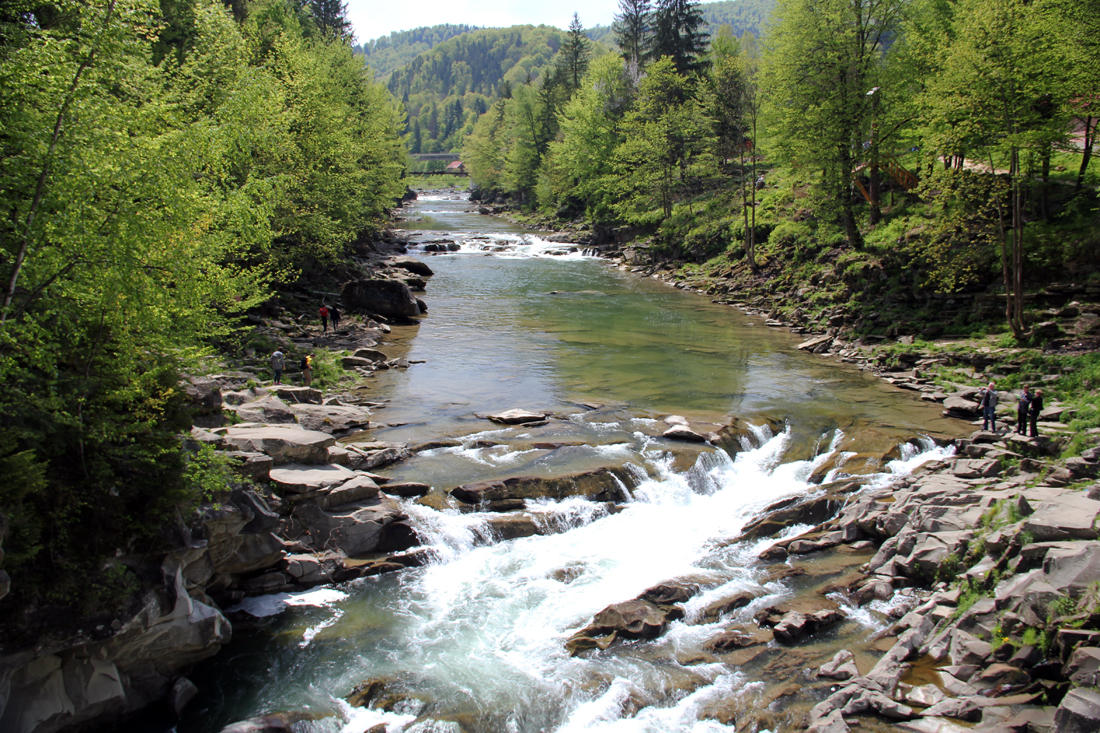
[
  {"xmin": 388, "ymin": 25, "xmax": 568, "ymax": 154},
  {"xmin": 354, "ymin": 24, "xmax": 479, "ymax": 80}
]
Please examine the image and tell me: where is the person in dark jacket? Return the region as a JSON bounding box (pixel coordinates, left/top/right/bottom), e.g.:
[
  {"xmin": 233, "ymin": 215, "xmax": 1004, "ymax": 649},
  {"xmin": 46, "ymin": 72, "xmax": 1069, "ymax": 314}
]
[
  {"xmin": 1016, "ymin": 385, "xmax": 1031, "ymax": 435},
  {"xmin": 329, "ymin": 304, "xmax": 341, "ymax": 331},
  {"xmin": 1029, "ymin": 389, "xmax": 1044, "ymax": 438},
  {"xmin": 979, "ymin": 382, "xmax": 999, "ymax": 431}
]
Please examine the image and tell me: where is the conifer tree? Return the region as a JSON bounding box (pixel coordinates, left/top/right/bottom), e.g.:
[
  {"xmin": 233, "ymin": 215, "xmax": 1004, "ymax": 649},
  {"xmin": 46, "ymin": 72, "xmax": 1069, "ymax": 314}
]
[
  {"xmin": 309, "ymin": 0, "xmax": 352, "ymax": 41},
  {"xmin": 560, "ymin": 13, "xmax": 591, "ymax": 91},
  {"xmin": 613, "ymin": 0, "xmax": 652, "ymax": 69},
  {"xmin": 650, "ymin": 0, "xmax": 709, "ymax": 75}
]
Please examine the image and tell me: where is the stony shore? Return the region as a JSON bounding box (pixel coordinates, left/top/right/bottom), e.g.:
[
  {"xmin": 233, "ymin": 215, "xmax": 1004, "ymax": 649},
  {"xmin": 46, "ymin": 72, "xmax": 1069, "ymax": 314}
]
[{"xmin": 4, "ymin": 225, "xmax": 1100, "ymax": 733}]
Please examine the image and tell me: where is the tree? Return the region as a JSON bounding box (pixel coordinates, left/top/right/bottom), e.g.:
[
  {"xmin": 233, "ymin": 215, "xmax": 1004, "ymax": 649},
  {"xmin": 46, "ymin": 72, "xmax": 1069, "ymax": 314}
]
[
  {"xmin": 308, "ymin": 0, "xmax": 352, "ymax": 41},
  {"xmin": 615, "ymin": 57, "xmax": 714, "ymax": 221},
  {"xmin": 920, "ymin": 0, "xmax": 1067, "ymax": 337},
  {"xmin": 559, "ymin": 13, "xmax": 591, "ymax": 91},
  {"xmin": 761, "ymin": 0, "xmax": 905, "ymax": 248},
  {"xmin": 613, "ymin": 0, "xmax": 651, "ymax": 70},
  {"xmin": 650, "ymin": 0, "xmax": 709, "ymax": 75},
  {"xmin": 548, "ymin": 54, "xmax": 635, "ymax": 221}
]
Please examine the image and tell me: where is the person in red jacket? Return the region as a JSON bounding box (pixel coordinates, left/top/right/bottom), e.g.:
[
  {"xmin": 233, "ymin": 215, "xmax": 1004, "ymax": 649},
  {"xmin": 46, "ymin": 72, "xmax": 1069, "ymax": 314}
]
[{"xmin": 319, "ymin": 304, "xmax": 329, "ymax": 332}]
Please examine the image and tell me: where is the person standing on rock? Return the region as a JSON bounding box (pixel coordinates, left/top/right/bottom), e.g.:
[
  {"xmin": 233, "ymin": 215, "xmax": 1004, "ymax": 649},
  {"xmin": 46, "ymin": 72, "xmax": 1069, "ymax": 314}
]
[
  {"xmin": 301, "ymin": 353, "xmax": 314, "ymax": 387},
  {"xmin": 271, "ymin": 350, "xmax": 285, "ymax": 385},
  {"xmin": 319, "ymin": 304, "xmax": 330, "ymax": 333},
  {"xmin": 1016, "ymin": 385, "xmax": 1031, "ymax": 435},
  {"xmin": 979, "ymin": 381, "xmax": 999, "ymax": 431},
  {"xmin": 329, "ymin": 303, "xmax": 341, "ymax": 331},
  {"xmin": 1029, "ymin": 388, "xmax": 1044, "ymax": 438}
]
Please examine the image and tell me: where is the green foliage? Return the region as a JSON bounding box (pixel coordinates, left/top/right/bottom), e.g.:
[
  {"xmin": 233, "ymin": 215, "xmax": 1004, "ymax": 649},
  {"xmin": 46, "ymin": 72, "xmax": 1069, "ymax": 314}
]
[{"xmin": 0, "ymin": 0, "xmax": 405, "ymax": 613}]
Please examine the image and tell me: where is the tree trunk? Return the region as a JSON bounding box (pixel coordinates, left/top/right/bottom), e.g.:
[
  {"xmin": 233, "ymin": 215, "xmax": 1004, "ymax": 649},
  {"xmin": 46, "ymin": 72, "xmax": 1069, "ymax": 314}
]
[{"xmin": 1077, "ymin": 116, "xmax": 1095, "ymax": 192}]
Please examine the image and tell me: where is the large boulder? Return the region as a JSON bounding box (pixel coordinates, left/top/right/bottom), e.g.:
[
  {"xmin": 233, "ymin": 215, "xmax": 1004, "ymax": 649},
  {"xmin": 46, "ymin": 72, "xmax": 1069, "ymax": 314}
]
[
  {"xmin": 220, "ymin": 426, "xmax": 335, "ymax": 465},
  {"xmin": 292, "ymin": 496, "xmax": 405, "ymax": 557},
  {"xmin": 342, "ymin": 279, "xmax": 421, "ymax": 318},
  {"xmin": 389, "ymin": 256, "xmax": 434, "ymax": 277}
]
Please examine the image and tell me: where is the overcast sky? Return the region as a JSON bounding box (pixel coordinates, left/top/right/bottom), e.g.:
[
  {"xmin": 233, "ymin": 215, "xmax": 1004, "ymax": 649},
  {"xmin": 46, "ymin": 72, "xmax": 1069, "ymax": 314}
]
[{"xmin": 347, "ymin": 0, "xmax": 624, "ymax": 43}]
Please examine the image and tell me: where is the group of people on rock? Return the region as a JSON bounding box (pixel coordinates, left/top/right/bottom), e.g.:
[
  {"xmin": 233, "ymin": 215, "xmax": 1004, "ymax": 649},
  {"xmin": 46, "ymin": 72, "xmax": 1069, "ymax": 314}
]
[
  {"xmin": 319, "ymin": 302, "xmax": 340, "ymax": 333},
  {"xmin": 978, "ymin": 381, "xmax": 1044, "ymax": 437},
  {"xmin": 268, "ymin": 302, "xmax": 338, "ymax": 385}
]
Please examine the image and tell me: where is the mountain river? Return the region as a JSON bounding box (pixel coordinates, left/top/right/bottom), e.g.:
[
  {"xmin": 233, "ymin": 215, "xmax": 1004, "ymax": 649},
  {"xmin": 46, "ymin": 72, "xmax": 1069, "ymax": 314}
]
[{"xmin": 170, "ymin": 191, "xmax": 965, "ymax": 733}]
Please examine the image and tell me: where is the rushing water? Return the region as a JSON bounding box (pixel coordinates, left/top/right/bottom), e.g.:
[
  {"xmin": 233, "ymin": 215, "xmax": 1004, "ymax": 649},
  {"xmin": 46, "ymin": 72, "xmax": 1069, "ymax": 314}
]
[{"xmin": 170, "ymin": 192, "xmax": 962, "ymax": 733}]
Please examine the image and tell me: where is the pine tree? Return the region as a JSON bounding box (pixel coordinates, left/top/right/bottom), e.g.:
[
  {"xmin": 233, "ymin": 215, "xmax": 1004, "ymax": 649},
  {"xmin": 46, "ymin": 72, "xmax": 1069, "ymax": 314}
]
[
  {"xmin": 650, "ymin": 0, "xmax": 709, "ymax": 75},
  {"xmin": 309, "ymin": 0, "xmax": 352, "ymax": 42},
  {"xmin": 560, "ymin": 13, "xmax": 591, "ymax": 91},
  {"xmin": 613, "ymin": 0, "xmax": 652, "ymax": 69}
]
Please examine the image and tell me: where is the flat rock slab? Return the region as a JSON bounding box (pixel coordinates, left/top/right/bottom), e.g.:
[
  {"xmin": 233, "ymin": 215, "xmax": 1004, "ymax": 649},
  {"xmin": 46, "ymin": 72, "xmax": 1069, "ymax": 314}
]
[
  {"xmin": 485, "ymin": 409, "xmax": 549, "ymax": 425},
  {"xmin": 270, "ymin": 386, "xmax": 323, "ymax": 404},
  {"xmin": 229, "ymin": 395, "xmax": 296, "ymax": 424},
  {"xmin": 220, "ymin": 425, "xmax": 335, "ymax": 464},
  {"xmin": 288, "ymin": 403, "xmax": 371, "ymax": 434},
  {"xmin": 270, "ymin": 464, "xmax": 358, "ymax": 494},
  {"xmin": 1024, "ymin": 494, "xmax": 1100, "ymax": 541}
]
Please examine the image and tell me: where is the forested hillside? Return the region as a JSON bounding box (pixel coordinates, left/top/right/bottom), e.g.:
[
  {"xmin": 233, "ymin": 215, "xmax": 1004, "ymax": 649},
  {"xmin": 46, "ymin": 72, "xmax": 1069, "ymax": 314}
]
[
  {"xmin": 467, "ymin": 0, "xmax": 1099, "ymax": 341},
  {"xmin": 354, "ymin": 23, "xmax": 478, "ymax": 80},
  {"xmin": 587, "ymin": 0, "xmax": 776, "ymax": 44},
  {"xmin": 387, "ymin": 25, "xmax": 579, "ymax": 154},
  {"xmin": 0, "ymin": 0, "xmax": 405, "ymax": 612}
]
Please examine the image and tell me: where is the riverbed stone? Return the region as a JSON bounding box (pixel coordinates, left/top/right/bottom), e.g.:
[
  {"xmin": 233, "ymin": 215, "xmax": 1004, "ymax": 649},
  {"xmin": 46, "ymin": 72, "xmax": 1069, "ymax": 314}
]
[
  {"xmin": 220, "ymin": 425, "xmax": 335, "ymax": 464},
  {"xmin": 342, "ymin": 278, "xmax": 421, "ymax": 318},
  {"xmin": 291, "ymin": 495, "xmax": 404, "ymax": 557},
  {"xmin": 269, "ymin": 463, "xmax": 357, "ymax": 494},
  {"xmin": 1065, "ymin": 647, "xmax": 1100, "ymax": 686},
  {"xmin": 662, "ymin": 425, "xmax": 709, "ymax": 442},
  {"xmin": 319, "ymin": 475, "xmax": 380, "ymax": 509},
  {"xmin": 228, "ymin": 394, "xmax": 297, "ymax": 424},
  {"xmin": 818, "ymin": 649, "xmax": 859, "ymax": 680},
  {"xmin": 451, "ymin": 468, "xmax": 626, "ymax": 504},
  {"xmin": 485, "ymin": 408, "xmax": 549, "ymax": 425},
  {"xmin": 288, "ymin": 403, "xmax": 371, "ymax": 434}
]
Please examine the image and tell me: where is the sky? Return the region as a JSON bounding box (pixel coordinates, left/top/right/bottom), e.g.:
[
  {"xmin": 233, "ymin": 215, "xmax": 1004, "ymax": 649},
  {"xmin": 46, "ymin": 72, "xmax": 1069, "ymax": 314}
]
[{"xmin": 346, "ymin": 0, "xmax": 624, "ymax": 43}]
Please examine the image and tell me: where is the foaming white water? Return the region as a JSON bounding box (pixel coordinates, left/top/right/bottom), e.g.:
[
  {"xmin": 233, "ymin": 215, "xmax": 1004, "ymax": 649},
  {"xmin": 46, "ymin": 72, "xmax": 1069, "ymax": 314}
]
[
  {"xmin": 413, "ymin": 231, "xmax": 594, "ymax": 259},
  {"xmin": 226, "ymin": 428, "xmax": 949, "ymax": 732},
  {"xmin": 367, "ymin": 426, "xmax": 869, "ymax": 730}
]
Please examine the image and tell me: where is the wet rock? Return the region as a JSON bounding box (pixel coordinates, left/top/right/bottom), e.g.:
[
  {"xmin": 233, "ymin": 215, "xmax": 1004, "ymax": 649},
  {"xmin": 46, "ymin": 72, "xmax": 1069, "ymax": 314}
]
[
  {"xmin": 699, "ymin": 591, "xmax": 759, "ymax": 623},
  {"xmin": 485, "ymin": 513, "xmax": 540, "ymax": 540},
  {"xmin": 921, "ymin": 697, "xmax": 982, "ymax": 722},
  {"xmin": 773, "ymin": 608, "xmax": 844, "ymax": 644},
  {"xmin": 638, "ymin": 580, "xmax": 701, "ymax": 606},
  {"xmin": 345, "ymin": 442, "xmax": 412, "ymax": 470},
  {"xmin": 591, "ymin": 600, "xmax": 668, "ymax": 639},
  {"xmin": 485, "ymin": 408, "xmax": 549, "ymax": 425},
  {"xmin": 807, "ymin": 709, "xmax": 849, "ymax": 733},
  {"xmin": 352, "ymin": 348, "xmax": 388, "ymax": 362},
  {"xmin": 381, "ymin": 482, "xmax": 432, "ymax": 498},
  {"xmin": 451, "ymin": 468, "xmax": 627, "ymax": 504},
  {"xmin": 706, "ymin": 626, "xmax": 772, "ymax": 652},
  {"xmin": 662, "ymin": 425, "xmax": 709, "ymax": 442},
  {"xmin": 817, "ymin": 649, "xmax": 859, "ymax": 680}
]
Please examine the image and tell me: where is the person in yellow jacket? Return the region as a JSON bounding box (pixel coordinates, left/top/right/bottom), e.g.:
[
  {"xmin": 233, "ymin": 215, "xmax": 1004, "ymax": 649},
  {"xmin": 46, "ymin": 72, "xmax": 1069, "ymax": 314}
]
[{"xmin": 301, "ymin": 353, "xmax": 314, "ymax": 387}]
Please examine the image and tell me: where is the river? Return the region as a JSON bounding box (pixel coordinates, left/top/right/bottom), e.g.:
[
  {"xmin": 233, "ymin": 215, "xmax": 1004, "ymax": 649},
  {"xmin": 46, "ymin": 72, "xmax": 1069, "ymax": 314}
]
[{"xmin": 170, "ymin": 192, "xmax": 962, "ymax": 733}]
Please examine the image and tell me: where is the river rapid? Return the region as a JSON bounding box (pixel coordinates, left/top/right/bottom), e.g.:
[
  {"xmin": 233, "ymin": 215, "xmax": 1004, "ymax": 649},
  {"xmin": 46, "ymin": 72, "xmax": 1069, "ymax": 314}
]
[{"xmin": 172, "ymin": 192, "xmax": 964, "ymax": 733}]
